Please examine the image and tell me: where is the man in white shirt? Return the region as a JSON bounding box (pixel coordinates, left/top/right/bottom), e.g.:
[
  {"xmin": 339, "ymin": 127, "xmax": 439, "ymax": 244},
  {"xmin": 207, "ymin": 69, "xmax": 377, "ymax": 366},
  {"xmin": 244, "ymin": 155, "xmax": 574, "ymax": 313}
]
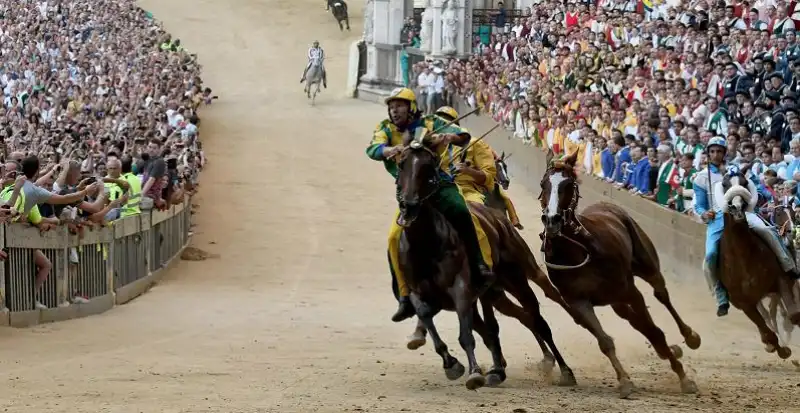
[
  {"xmin": 416, "ymin": 67, "xmax": 435, "ymax": 114},
  {"xmin": 511, "ymin": 18, "xmax": 524, "ymax": 38}
]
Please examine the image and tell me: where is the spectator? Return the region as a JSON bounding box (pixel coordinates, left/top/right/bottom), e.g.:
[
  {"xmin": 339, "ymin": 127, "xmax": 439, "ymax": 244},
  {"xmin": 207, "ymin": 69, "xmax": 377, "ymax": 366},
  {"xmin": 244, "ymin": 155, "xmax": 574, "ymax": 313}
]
[
  {"xmin": 0, "ymin": 1, "xmax": 212, "ymax": 308},
  {"xmin": 416, "ymin": 0, "xmax": 800, "ymax": 221}
]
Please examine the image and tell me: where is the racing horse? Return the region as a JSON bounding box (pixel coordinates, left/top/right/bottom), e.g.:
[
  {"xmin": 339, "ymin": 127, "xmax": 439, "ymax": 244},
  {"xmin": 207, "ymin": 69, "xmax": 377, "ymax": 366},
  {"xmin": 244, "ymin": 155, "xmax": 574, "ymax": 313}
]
[
  {"xmin": 304, "ymin": 57, "xmax": 323, "ymax": 104},
  {"xmin": 327, "ymin": 0, "xmax": 350, "ymax": 31},
  {"xmin": 396, "ymin": 137, "xmax": 577, "ymax": 390},
  {"xmin": 759, "ymin": 205, "xmax": 800, "ymax": 348},
  {"xmin": 717, "ymin": 169, "xmax": 800, "ymax": 359},
  {"xmin": 485, "ymin": 151, "xmax": 523, "ymax": 229},
  {"xmin": 539, "ymin": 150, "xmax": 701, "ymax": 398}
]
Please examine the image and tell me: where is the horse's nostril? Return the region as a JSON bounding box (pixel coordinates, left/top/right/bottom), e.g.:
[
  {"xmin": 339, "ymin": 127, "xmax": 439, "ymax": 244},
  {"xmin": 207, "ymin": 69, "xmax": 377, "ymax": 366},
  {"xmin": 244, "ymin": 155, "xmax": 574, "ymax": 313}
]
[{"xmin": 541, "ymin": 214, "xmax": 547, "ymax": 223}]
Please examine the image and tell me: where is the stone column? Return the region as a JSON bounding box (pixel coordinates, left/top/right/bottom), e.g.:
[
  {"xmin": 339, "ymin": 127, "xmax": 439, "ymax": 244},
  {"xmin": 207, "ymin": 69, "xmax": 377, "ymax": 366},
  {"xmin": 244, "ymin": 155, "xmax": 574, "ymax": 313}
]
[{"xmin": 430, "ymin": 0, "xmax": 444, "ymax": 56}]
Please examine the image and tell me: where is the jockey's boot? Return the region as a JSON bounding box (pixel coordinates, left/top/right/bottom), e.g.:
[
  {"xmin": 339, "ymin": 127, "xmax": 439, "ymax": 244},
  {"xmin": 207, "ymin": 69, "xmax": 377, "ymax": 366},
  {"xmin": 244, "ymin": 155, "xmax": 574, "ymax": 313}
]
[
  {"xmin": 323, "ymin": 71, "xmax": 327, "ymax": 88},
  {"xmin": 392, "ymin": 296, "xmax": 416, "ymax": 322}
]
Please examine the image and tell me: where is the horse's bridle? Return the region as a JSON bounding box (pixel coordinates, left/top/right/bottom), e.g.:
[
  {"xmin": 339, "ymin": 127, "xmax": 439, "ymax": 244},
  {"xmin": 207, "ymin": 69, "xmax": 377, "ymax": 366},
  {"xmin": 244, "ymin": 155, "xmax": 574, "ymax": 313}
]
[
  {"xmin": 539, "ymin": 168, "xmax": 592, "ymax": 270},
  {"xmin": 397, "ymin": 146, "xmax": 442, "ymax": 208}
]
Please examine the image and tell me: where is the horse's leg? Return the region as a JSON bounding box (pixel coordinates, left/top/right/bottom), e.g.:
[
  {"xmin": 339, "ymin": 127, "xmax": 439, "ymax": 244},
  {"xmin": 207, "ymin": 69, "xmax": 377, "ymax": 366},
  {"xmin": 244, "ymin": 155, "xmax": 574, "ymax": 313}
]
[
  {"xmin": 490, "ymin": 293, "xmax": 576, "ymax": 386},
  {"xmin": 612, "ymin": 289, "xmax": 698, "ymax": 394},
  {"xmin": 636, "ymin": 270, "xmax": 702, "ymax": 350},
  {"xmin": 571, "ymin": 300, "xmax": 634, "ymax": 398},
  {"xmin": 758, "ymin": 297, "xmax": 783, "ymax": 347},
  {"xmin": 453, "ymin": 286, "xmax": 485, "ymax": 390},
  {"xmin": 500, "ymin": 276, "xmax": 576, "ymax": 386},
  {"xmin": 778, "ymin": 276, "xmax": 800, "ymax": 326},
  {"xmin": 741, "ymin": 304, "xmax": 792, "ymax": 359},
  {"xmin": 346, "ymin": 17, "xmax": 351, "ymax": 30},
  {"xmin": 409, "ymin": 294, "xmax": 465, "ymax": 380},
  {"xmin": 470, "ymin": 302, "xmax": 506, "ymax": 387},
  {"xmin": 407, "ymin": 317, "xmax": 427, "ymax": 350}
]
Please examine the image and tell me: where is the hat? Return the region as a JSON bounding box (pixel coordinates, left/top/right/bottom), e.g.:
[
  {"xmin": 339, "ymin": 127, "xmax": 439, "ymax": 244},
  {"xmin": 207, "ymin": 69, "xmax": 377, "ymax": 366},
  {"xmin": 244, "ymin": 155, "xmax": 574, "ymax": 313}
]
[
  {"xmin": 769, "ymin": 71, "xmax": 784, "ymax": 80},
  {"xmin": 766, "ymin": 91, "xmax": 782, "ymax": 101},
  {"xmin": 785, "ymin": 91, "xmax": 798, "ymax": 100},
  {"xmin": 755, "ymin": 101, "xmax": 771, "ymax": 110},
  {"xmin": 736, "ymin": 90, "xmax": 751, "ymax": 99}
]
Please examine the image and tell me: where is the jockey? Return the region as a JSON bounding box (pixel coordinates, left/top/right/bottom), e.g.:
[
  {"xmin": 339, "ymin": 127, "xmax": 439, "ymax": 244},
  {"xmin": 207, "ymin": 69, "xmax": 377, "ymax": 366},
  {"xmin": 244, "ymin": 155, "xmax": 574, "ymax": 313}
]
[
  {"xmin": 434, "ymin": 106, "xmax": 497, "ymax": 204},
  {"xmin": 434, "ymin": 106, "xmax": 523, "ymax": 229},
  {"xmin": 300, "ymin": 41, "xmax": 327, "ymax": 89},
  {"xmin": 366, "ymin": 88, "xmax": 496, "ymax": 322},
  {"xmin": 693, "ymin": 136, "xmax": 800, "ymax": 318}
]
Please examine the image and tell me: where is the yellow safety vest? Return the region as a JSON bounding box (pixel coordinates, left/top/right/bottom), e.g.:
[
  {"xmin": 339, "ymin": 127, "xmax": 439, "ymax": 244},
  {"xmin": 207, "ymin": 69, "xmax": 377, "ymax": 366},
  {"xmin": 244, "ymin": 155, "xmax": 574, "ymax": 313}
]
[{"xmin": 120, "ymin": 173, "xmax": 142, "ymax": 217}]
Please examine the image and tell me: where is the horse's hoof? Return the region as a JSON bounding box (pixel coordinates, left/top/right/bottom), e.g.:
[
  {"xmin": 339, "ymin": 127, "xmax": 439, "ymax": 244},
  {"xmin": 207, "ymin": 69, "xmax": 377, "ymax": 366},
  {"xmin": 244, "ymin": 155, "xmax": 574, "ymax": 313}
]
[
  {"xmin": 465, "ymin": 372, "xmax": 486, "ymax": 390},
  {"xmin": 618, "ymin": 378, "xmax": 635, "ymax": 399},
  {"xmin": 501, "ymin": 356, "xmax": 508, "ymax": 368},
  {"xmin": 777, "ymin": 346, "xmax": 792, "ymax": 359},
  {"xmin": 444, "ymin": 360, "xmax": 465, "ymax": 380},
  {"xmin": 406, "ymin": 334, "xmax": 426, "ymax": 350},
  {"xmin": 485, "ymin": 368, "xmax": 506, "ymax": 387},
  {"xmin": 538, "ymin": 356, "xmax": 555, "ymax": 375},
  {"xmin": 685, "ymin": 331, "xmax": 702, "ymax": 350},
  {"xmin": 670, "ymin": 344, "xmax": 684, "ymax": 359},
  {"xmin": 765, "ymin": 343, "xmax": 778, "ymax": 353},
  {"xmin": 680, "ymin": 378, "xmax": 698, "ymax": 394},
  {"xmin": 558, "ymin": 369, "xmax": 577, "ymax": 387}
]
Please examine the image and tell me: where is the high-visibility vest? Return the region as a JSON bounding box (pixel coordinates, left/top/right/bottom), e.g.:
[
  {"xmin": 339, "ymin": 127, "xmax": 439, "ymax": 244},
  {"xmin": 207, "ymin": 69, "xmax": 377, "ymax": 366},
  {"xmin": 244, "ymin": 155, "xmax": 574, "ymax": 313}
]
[{"xmin": 120, "ymin": 173, "xmax": 142, "ymax": 217}]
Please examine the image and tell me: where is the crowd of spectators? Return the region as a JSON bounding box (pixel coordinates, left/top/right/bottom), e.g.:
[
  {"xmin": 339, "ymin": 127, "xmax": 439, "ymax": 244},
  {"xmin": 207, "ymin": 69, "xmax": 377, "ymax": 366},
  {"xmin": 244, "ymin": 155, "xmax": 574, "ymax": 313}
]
[
  {"xmin": 408, "ymin": 0, "xmax": 800, "ymax": 221},
  {"xmin": 0, "ymin": 0, "xmax": 213, "ymax": 308}
]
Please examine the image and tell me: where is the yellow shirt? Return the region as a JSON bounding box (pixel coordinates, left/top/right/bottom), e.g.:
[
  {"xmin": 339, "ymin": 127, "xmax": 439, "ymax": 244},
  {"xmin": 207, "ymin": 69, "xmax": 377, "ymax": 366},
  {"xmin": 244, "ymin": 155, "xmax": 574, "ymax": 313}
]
[
  {"xmin": 451, "ymin": 138, "xmax": 496, "ymax": 194},
  {"xmin": 0, "ymin": 185, "xmax": 42, "ymax": 225},
  {"xmin": 592, "ymin": 151, "xmax": 603, "ymax": 177}
]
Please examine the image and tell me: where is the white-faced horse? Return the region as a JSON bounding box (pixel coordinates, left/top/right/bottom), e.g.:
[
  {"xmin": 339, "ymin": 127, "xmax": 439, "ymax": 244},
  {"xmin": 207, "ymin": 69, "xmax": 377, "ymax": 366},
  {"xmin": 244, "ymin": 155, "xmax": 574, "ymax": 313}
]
[{"xmin": 304, "ymin": 57, "xmax": 323, "ymax": 104}]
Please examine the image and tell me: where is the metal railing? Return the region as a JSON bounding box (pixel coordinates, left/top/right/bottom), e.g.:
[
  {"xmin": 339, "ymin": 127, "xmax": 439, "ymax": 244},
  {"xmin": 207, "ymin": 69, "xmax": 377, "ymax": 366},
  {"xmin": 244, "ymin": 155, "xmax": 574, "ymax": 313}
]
[{"xmin": 0, "ymin": 200, "xmax": 192, "ymax": 327}]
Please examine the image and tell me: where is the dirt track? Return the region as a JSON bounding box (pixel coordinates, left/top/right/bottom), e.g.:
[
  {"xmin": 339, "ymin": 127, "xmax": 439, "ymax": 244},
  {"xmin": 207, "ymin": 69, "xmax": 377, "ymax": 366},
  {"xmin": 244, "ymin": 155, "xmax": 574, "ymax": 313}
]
[{"xmin": 0, "ymin": 0, "xmax": 796, "ymax": 412}]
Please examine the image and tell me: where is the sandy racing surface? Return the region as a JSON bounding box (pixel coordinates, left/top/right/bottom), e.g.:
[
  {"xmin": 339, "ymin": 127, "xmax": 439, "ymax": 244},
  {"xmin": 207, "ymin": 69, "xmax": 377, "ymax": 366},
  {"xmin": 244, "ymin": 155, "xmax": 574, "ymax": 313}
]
[{"xmin": 0, "ymin": 0, "xmax": 796, "ymax": 412}]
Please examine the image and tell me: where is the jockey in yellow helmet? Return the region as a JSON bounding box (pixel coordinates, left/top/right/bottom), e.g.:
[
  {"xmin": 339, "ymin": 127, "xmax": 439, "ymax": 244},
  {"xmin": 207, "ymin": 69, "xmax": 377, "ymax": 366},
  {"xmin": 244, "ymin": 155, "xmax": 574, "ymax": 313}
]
[
  {"xmin": 366, "ymin": 89, "xmax": 496, "ymax": 322},
  {"xmin": 433, "ymin": 106, "xmax": 496, "ymax": 205}
]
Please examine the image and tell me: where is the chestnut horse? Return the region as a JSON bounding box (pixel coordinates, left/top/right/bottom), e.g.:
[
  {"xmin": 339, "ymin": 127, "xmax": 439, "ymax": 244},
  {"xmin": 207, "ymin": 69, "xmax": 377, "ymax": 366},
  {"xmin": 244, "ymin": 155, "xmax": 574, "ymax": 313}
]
[
  {"xmin": 396, "ymin": 141, "xmax": 577, "ymax": 390},
  {"xmin": 717, "ymin": 171, "xmax": 800, "ymax": 359},
  {"xmin": 538, "ymin": 150, "xmax": 701, "ymax": 398}
]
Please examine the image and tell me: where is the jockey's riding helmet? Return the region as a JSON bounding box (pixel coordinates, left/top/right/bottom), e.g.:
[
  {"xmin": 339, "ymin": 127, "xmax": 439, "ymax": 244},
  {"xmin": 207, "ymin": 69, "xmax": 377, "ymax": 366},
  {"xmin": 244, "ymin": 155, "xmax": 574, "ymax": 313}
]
[
  {"xmin": 385, "ymin": 87, "xmax": 418, "ymax": 114},
  {"xmin": 706, "ymin": 136, "xmax": 727, "ymax": 152},
  {"xmin": 435, "ymin": 106, "xmax": 459, "ymax": 123}
]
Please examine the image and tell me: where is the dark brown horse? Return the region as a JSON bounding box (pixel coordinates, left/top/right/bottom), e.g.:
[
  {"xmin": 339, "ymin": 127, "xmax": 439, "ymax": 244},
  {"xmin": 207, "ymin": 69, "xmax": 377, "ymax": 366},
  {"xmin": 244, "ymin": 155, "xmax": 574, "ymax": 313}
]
[
  {"xmin": 396, "ymin": 141, "xmax": 577, "ymax": 390},
  {"xmin": 761, "ymin": 205, "xmax": 800, "ymax": 346},
  {"xmin": 538, "ymin": 150, "xmax": 701, "ymax": 398},
  {"xmin": 717, "ymin": 170, "xmax": 800, "ymax": 359}
]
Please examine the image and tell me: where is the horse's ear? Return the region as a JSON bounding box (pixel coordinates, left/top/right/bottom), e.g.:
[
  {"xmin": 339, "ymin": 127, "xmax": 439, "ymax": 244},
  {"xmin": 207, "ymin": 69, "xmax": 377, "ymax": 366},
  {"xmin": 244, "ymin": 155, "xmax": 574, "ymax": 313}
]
[
  {"xmin": 545, "ymin": 149, "xmax": 554, "ymax": 166},
  {"xmin": 500, "ymin": 151, "xmax": 505, "ymax": 160},
  {"xmin": 564, "ymin": 151, "xmax": 579, "ymax": 167},
  {"xmin": 740, "ymin": 162, "xmax": 753, "ymax": 175}
]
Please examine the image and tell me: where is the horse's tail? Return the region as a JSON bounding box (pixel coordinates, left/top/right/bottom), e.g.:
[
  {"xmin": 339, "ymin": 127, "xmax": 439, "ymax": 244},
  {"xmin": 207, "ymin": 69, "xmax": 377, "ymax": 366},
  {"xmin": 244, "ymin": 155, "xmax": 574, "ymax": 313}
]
[{"xmin": 621, "ymin": 211, "xmax": 661, "ymax": 273}]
